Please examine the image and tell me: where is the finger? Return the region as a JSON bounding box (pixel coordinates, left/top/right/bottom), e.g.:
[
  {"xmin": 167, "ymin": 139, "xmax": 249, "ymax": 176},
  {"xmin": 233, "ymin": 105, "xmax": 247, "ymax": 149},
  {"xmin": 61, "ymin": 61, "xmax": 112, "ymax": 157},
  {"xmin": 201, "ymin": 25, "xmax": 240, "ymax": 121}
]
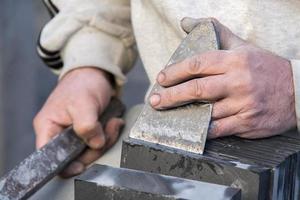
[
  {"xmin": 60, "ymin": 160, "xmax": 85, "ymax": 178},
  {"xmin": 212, "ymin": 99, "xmax": 241, "ymax": 120},
  {"xmin": 208, "ymin": 115, "xmax": 241, "ymax": 139},
  {"xmin": 69, "ymin": 102, "xmax": 106, "ymax": 149},
  {"xmin": 150, "ymin": 76, "xmax": 228, "ymax": 109},
  {"xmin": 74, "ymin": 121, "xmax": 106, "ymax": 150},
  {"xmin": 60, "ymin": 118, "xmax": 125, "ymax": 178},
  {"xmin": 34, "ymin": 116, "xmax": 65, "ymax": 149},
  {"xmin": 157, "ymin": 51, "xmax": 227, "ymax": 87},
  {"xmin": 60, "ymin": 149, "xmax": 104, "ymax": 178},
  {"xmin": 237, "ymin": 130, "xmax": 274, "ymax": 139},
  {"xmin": 104, "ymin": 118, "xmax": 125, "ymax": 147},
  {"xmin": 181, "ymin": 17, "xmax": 246, "ymax": 50},
  {"xmin": 78, "ymin": 119, "xmax": 124, "ymax": 166}
]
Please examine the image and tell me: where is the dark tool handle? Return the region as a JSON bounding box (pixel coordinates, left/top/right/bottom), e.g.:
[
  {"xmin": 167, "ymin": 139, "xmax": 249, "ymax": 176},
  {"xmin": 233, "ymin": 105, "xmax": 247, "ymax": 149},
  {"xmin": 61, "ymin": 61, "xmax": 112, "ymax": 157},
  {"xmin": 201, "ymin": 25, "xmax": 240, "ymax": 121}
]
[{"xmin": 0, "ymin": 98, "xmax": 125, "ymax": 200}]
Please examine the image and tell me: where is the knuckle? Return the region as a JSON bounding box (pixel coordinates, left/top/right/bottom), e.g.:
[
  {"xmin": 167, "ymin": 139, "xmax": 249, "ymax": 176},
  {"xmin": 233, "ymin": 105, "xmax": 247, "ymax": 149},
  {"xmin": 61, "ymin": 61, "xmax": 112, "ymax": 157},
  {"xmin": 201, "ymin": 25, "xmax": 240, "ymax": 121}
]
[
  {"xmin": 236, "ymin": 113, "xmax": 257, "ymax": 131},
  {"xmin": 235, "ymin": 113, "xmax": 247, "ymax": 122},
  {"xmin": 235, "ymin": 51, "xmax": 251, "ymax": 68},
  {"xmin": 212, "ymin": 105, "xmax": 225, "ymax": 119},
  {"xmin": 246, "ymin": 96, "xmax": 263, "ymax": 112},
  {"xmin": 237, "ymin": 119, "xmax": 251, "ymax": 132},
  {"xmin": 165, "ymin": 87, "xmax": 178, "ymax": 102},
  {"xmin": 231, "ymin": 74, "xmax": 254, "ymax": 93},
  {"xmin": 193, "ymin": 79, "xmax": 205, "ymax": 99},
  {"xmin": 188, "ymin": 56, "xmax": 202, "ymax": 74},
  {"xmin": 247, "ymin": 96, "xmax": 258, "ymax": 108},
  {"xmin": 75, "ymin": 121, "xmax": 97, "ymax": 136}
]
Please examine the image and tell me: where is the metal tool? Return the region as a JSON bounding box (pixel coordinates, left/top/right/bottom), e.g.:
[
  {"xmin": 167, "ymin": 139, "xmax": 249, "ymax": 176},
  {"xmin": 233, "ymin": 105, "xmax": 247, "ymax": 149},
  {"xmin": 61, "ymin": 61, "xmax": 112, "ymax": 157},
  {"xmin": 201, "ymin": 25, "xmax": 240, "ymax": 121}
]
[
  {"xmin": 129, "ymin": 20, "xmax": 220, "ymax": 154},
  {"xmin": 0, "ymin": 98, "xmax": 125, "ymax": 200}
]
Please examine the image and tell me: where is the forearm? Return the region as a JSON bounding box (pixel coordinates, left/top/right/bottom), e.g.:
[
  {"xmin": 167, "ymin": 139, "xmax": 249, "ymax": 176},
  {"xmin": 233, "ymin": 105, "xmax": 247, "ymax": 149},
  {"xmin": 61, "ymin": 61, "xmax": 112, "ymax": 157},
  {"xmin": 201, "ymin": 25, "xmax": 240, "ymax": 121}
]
[{"xmin": 38, "ymin": 0, "xmax": 137, "ymax": 88}]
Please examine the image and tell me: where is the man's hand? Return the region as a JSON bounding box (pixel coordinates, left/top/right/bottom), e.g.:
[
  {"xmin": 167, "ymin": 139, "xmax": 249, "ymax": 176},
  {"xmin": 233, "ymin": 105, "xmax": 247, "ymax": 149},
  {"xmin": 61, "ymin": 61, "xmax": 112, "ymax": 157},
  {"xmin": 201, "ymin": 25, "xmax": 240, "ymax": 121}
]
[
  {"xmin": 33, "ymin": 67, "xmax": 124, "ymax": 177},
  {"xmin": 150, "ymin": 18, "xmax": 296, "ymax": 139}
]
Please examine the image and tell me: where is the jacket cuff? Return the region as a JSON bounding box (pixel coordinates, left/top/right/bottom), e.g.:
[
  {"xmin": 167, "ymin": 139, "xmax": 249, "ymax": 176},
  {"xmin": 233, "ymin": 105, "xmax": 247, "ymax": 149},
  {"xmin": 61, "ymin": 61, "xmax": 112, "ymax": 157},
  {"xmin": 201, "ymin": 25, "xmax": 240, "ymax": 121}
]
[
  {"xmin": 59, "ymin": 26, "xmax": 128, "ymax": 87},
  {"xmin": 291, "ymin": 59, "xmax": 300, "ymax": 131}
]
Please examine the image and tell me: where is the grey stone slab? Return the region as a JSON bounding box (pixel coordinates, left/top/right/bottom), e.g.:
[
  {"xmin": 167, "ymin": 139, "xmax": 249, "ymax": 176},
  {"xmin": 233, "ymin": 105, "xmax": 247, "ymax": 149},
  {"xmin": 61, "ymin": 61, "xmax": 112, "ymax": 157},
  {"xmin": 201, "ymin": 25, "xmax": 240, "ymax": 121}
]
[
  {"xmin": 206, "ymin": 135, "xmax": 300, "ymax": 200},
  {"xmin": 121, "ymin": 139, "xmax": 269, "ymax": 200},
  {"xmin": 121, "ymin": 131, "xmax": 300, "ymax": 200},
  {"xmin": 75, "ymin": 164, "xmax": 241, "ymax": 200},
  {"xmin": 130, "ymin": 20, "xmax": 219, "ymax": 154}
]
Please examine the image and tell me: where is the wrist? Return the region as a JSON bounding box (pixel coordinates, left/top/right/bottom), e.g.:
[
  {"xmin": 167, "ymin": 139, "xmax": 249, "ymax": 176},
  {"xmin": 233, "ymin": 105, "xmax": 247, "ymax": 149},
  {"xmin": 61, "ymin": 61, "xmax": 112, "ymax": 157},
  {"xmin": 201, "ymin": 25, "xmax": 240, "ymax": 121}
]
[
  {"xmin": 62, "ymin": 66, "xmax": 113, "ymax": 84},
  {"xmin": 60, "ymin": 66, "xmax": 115, "ymax": 93}
]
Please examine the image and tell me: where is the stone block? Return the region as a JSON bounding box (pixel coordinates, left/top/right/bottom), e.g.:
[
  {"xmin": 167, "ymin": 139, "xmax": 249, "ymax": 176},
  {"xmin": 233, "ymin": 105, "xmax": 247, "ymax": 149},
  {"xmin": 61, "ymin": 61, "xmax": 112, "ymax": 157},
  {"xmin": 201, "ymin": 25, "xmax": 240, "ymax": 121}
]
[
  {"xmin": 75, "ymin": 164, "xmax": 241, "ymax": 200},
  {"xmin": 121, "ymin": 130, "xmax": 300, "ymax": 200}
]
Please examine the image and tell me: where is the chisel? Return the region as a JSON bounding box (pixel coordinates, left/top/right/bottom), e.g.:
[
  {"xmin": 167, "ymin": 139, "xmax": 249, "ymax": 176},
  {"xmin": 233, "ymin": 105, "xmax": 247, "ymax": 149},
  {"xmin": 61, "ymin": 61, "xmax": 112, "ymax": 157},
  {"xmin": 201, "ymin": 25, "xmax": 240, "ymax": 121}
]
[{"xmin": 0, "ymin": 98, "xmax": 125, "ymax": 200}]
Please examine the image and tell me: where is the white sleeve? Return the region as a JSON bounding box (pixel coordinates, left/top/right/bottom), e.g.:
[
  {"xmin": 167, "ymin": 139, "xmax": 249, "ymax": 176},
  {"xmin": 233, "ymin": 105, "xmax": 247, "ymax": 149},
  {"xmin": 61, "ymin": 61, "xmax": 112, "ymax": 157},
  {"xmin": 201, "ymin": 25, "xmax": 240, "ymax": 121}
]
[{"xmin": 38, "ymin": 0, "xmax": 136, "ymax": 86}]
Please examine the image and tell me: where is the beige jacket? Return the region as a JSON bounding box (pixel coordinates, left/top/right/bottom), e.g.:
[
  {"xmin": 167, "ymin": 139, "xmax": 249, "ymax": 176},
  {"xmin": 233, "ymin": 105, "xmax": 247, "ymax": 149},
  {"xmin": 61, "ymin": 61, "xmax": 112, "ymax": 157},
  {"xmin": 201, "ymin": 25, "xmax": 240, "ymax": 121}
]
[{"xmin": 38, "ymin": 0, "xmax": 300, "ymax": 127}]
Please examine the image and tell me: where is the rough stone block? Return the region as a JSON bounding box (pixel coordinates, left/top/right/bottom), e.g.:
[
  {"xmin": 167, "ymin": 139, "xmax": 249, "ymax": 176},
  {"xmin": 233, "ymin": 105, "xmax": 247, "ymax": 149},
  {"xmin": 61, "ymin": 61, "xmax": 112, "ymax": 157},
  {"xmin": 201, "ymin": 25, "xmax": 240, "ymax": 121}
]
[{"xmin": 121, "ymin": 130, "xmax": 300, "ymax": 200}]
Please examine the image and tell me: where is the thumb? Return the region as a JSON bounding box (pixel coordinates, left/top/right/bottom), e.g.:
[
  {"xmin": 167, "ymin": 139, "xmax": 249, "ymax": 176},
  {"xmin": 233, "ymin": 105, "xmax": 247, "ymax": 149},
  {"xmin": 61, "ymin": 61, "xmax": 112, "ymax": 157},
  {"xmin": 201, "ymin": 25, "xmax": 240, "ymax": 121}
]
[
  {"xmin": 181, "ymin": 17, "xmax": 246, "ymax": 50},
  {"xmin": 34, "ymin": 117, "xmax": 65, "ymax": 149}
]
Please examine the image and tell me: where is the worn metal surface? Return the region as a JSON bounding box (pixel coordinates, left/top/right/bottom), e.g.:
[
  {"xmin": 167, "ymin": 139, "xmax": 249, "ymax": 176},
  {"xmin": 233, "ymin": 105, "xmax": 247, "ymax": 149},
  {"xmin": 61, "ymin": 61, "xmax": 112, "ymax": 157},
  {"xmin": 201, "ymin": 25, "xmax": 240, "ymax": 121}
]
[
  {"xmin": 0, "ymin": 98, "xmax": 125, "ymax": 200},
  {"xmin": 75, "ymin": 164, "xmax": 241, "ymax": 200},
  {"xmin": 121, "ymin": 130, "xmax": 300, "ymax": 200},
  {"xmin": 130, "ymin": 20, "xmax": 219, "ymax": 154}
]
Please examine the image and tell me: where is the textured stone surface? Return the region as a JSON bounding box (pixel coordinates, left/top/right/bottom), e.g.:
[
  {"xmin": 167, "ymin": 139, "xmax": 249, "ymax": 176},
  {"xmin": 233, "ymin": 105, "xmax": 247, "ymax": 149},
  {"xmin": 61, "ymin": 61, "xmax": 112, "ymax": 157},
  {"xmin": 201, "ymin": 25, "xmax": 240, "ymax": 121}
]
[
  {"xmin": 121, "ymin": 130, "xmax": 300, "ymax": 200},
  {"xmin": 130, "ymin": 20, "xmax": 219, "ymax": 154},
  {"xmin": 0, "ymin": 98, "xmax": 124, "ymax": 200},
  {"xmin": 75, "ymin": 164, "xmax": 241, "ymax": 200}
]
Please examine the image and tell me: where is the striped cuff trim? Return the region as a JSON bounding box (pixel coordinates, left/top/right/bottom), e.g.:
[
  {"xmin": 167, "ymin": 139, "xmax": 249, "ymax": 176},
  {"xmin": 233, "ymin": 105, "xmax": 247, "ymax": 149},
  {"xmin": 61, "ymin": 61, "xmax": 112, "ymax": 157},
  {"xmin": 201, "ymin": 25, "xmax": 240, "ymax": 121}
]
[{"xmin": 42, "ymin": 0, "xmax": 59, "ymax": 17}]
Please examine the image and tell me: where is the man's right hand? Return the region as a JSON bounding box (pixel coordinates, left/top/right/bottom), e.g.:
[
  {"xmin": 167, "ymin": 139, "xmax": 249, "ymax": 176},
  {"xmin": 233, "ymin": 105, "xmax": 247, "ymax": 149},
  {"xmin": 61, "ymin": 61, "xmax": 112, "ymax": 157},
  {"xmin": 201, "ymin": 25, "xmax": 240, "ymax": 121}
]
[{"xmin": 33, "ymin": 67, "xmax": 124, "ymax": 178}]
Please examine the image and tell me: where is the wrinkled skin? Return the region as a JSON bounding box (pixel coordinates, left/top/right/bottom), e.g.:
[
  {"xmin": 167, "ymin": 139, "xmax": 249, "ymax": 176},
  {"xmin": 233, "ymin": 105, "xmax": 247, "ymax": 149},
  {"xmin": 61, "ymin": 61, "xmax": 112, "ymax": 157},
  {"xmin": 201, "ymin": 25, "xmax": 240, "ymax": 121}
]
[
  {"xmin": 150, "ymin": 18, "xmax": 296, "ymax": 139},
  {"xmin": 34, "ymin": 67, "xmax": 123, "ymax": 177}
]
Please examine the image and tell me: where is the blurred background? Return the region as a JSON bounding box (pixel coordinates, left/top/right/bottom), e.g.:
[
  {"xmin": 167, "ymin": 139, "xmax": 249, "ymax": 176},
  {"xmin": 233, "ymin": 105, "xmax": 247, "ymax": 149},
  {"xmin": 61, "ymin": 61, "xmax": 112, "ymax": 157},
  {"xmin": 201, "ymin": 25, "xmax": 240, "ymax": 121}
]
[{"xmin": 0, "ymin": 0, "xmax": 149, "ymax": 175}]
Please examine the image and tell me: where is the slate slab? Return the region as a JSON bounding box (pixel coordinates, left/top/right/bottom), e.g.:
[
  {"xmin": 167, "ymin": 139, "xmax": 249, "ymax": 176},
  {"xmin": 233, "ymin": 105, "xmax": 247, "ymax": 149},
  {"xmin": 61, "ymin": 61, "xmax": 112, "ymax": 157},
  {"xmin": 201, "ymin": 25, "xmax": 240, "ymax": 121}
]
[
  {"xmin": 121, "ymin": 130, "xmax": 300, "ymax": 200},
  {"xmin": 75, "ymin": 164, "xmax": 241, "ymax": 200}
]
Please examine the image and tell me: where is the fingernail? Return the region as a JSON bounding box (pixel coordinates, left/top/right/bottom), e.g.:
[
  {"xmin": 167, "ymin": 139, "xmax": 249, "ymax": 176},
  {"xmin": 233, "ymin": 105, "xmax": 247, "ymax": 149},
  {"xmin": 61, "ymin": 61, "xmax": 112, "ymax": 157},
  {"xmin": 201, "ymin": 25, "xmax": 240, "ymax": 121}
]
[
  {"xmin": 68, "ymin": 161, "xmax": 84, "ymax": 175},
  {"xmin": 150, "ymin": 94, "xmax": 161, "ymax": 106},
  {"xmin": 88, "ymin": 135, "xmax": 105, "ymax": 149},
  {"xmin": 157, "ymin": 72, "xmax": 166, "ymax": 83}
]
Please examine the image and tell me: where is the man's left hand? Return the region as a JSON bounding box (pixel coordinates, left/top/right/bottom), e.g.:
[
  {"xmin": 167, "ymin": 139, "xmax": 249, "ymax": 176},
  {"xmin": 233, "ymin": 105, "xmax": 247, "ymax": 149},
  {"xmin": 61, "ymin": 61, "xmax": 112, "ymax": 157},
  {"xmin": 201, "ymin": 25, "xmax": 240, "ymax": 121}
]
[{"xmin": 150, "ymin": 18, "xmax": 296, "ymax": 139}]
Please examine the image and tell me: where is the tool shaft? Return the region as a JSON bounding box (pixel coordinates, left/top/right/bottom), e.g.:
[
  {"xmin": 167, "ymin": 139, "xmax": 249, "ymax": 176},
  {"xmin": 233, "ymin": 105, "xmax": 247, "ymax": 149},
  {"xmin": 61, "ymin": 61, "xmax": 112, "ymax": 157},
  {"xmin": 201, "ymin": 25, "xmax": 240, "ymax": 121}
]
[{"xmin": 0, "ymin": 98, "xmax": 125, "ymax": 200}]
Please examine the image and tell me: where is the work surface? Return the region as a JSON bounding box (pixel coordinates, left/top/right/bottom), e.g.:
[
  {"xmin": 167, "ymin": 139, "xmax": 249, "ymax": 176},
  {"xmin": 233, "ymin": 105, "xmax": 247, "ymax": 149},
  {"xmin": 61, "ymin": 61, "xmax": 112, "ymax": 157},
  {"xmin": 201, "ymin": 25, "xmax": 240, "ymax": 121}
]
[
  {"xmin": 75, "ymin": 164, "xmax": 241, "ymax": 200},
  {"xmin": 122, "ymin": 129, "xmax": 300, "ymax": 200}
]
